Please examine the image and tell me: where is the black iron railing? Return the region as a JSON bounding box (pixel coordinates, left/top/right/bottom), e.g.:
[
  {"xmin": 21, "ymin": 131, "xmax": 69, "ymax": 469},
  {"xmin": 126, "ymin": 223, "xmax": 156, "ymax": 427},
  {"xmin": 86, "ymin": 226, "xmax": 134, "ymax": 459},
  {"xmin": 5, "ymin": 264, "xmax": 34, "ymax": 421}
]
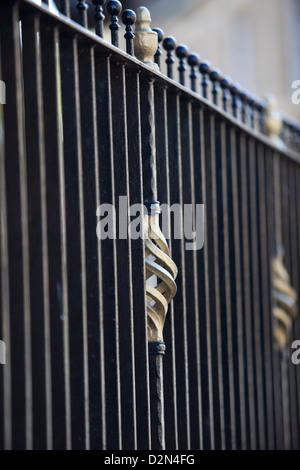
[{"xmin": 0, "ymin": 0, "xmax": 300, "ymax": 451}]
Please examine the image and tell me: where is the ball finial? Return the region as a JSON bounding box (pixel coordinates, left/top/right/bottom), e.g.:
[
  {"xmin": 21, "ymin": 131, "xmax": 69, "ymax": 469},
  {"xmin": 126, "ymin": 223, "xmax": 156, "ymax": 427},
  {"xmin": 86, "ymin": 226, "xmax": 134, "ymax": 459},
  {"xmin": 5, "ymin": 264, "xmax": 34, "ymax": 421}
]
[
  {"xmin": 209, "ymin": 68, "xmax": 220, "ymax": 82},
  {"xmin": 176, "ymin": 45, "xmax": 189, "ymax": 86},
  {"xmin": 229, "ymin": 82, "xmax": 241, "ymax": 118},
  {"xmin": 121, "ymin": 9, "xmax": 136, "ymax": 55},
  {"xmin": 188, "ymin": 53, "xmax": 200, "ymax": 68},
  {"xmin": 91, "ymin": 0, "xmax": 105, "ymax": 37},
  {"xmin": 106, "ymin": 0, "xmax": 122, "ymax": 46},
  {"xmin": 209, "ymin": 68, "xmax": 221, "ymax": 105},
  {"xmin": 152, "ymin": 28, "xmax": 164, "ymax": 68},
  {"xmin": 220, "ymin": 76, "xmax": 231, "ymax": 111},
  {"xmin": 240, "ymin": 89, "xmax": 249, "ymax": 123},
  {"xmin": 163, "ymin": 36, "xmax": 176, "ymax": 52},
  {"xmin": 229, "ymin": 82, "xmax": 241, "ymax": 96},
  {"xmin": 121, "ymin": 9, "xmax": 136, "ymax": 26},
  {"xmin": 240, "ymin": 89, "xmax": 248, "ymax": 103},
  {"xmin": 176, "ymin": 44, "xmax": 189, "ymax": 59},
  {"xmin": 152, "ymin": 27, "xmax": 164, "ymax": 44},
  {"xmin": 199, "ymin": 60, "xmax": 211, "ymax": 75},
  {"xmin": 188, "ymin": 53, "xmax": 199, "ymax": 92},
  {"xmin": 106, "ymin": 0, "xmax": 122, "ymax": 16},
  {"xmin": 163, "ymin": 36, "xmax": 177, "ymax": 79},
  {"xmin": 199, "ymin": 60, "xmax": 211, "ymax": 98}
]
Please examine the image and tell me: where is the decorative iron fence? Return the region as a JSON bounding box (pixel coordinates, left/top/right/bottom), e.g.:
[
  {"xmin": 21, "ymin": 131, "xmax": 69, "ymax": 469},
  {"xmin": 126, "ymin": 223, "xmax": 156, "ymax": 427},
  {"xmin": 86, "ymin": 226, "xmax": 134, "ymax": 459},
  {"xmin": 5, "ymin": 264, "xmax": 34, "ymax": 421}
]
[{"xmin": 0, "ymin": 0, "xmax": 300, "ymax": 450}]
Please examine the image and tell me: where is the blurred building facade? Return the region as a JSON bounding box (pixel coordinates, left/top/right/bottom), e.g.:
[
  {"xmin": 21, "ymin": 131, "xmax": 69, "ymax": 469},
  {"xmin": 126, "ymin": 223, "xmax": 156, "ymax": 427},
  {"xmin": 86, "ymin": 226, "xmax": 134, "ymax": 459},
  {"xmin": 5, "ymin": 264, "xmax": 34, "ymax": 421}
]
[
  {"xmin": 60, "ymin": 0, "xmax": 300, "ymax": 119},
  {"xmin": 120, "ymin": 0, "xmax": 300, "ymax": 120}
]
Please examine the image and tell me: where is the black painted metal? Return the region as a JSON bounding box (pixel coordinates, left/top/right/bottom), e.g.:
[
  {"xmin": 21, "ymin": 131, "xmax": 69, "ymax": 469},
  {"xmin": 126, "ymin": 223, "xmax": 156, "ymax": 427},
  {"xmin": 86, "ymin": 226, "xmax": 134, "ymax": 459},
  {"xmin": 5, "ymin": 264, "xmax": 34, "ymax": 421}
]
[
  {"xmin": 107, "ymin": 0, "xmax": 122, "ymax": 47},
  {"xmin": 209, "ymin": 69, "xmax": 220, "ymax": 105},
  {"xmin": 199, "ymin": 60, "xmax": 211, "ymax": 99},
  {"xmin": 220, "ymin": 76, "xmax": 230, "ymax": 112},
  {"xmin": 153, "ymin": 28, "xmax": 164, "ymax": 69},
  {"xmin": 76, "ymin": 1, "xmax": 88, "ymax": 28},
  {"xmin": 92, "ymin": 0, "xmax": 105, "ymax": 37},
  {"xmin": 59, "ymin": 0, "xmax": 71, "ymax": 17},
  {"xmin": 121, "ymin": 10, "xmax": 136, "ymax": 56},
  {"xmin": 0, "ymin": 0, "xmax": 300, "ymax": 451},
  {"xmin": 154, "ymin": 82, "xmax": 178, "ymax": 450},
  {"xmin": 230, "ymin": 83, "xmax": 240, "ymax": 118},
  {"xmin": 240, "ymin": 91, "xmax": 248, "ymax": 124},
  {"xmin": 188, "ymin": 53, "xmax": 199, "ymax": 93},
  {"xmin": 163, "ymin": 37, "xmax": 177, "ymax": 80},
  {"xmin": 148, "ymin": 341, "xmax": 166, "ymax": 450},
  {"xmin": 176, "ymin": 45, "xmax": 189, "ymax": 86}
]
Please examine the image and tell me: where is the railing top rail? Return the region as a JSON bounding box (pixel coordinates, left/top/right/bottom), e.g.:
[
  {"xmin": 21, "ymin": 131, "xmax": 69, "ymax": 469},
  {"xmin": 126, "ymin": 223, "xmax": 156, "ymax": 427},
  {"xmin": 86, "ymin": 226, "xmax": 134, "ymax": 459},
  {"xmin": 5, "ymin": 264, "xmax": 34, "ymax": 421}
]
[{"xmin": 15, "ymin": 0, "xmax": 300, "ymax": 163}]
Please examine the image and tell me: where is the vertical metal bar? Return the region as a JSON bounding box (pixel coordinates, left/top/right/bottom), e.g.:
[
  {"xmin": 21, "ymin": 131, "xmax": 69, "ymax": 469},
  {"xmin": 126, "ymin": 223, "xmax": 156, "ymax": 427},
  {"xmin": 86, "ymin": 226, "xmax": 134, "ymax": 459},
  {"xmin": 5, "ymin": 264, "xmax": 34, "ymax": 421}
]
[
  {"xmin": 247, "ymin": 137, "xmax": 266, "ymax": 448},
  {"xmin": 288, "ymin": 161, "xmax": 300, "ymax": 449},
  {"xmin": 59, "ymin": 33, "xmax": 89, "ymax": 450},
  {"xmin": 179, "ymin": 97, "xmax": 203, "ymax": 450},
  {"xmin": 140, "ymin": 76, "xmax": 167, "ymax": 450},
  {"xmin": 94, "ymin": 52, "xmax": 121, "ymax": 450},
  {"xmin": 0, "ymin": 91, "xmax": 4, "ymax": 451},
  {"xmin": 265, "ymin": 147, "xmax": 284, "ymax": 449},
  {"xmin": 275, "ymin": 153, "xmax": 291, "ymax": 450},
  {"xmin": 22, "ymin": 13, "xmax": 52, "ymax": 450},
  {"xmin": 203, "ymin": 108, "xmax": 225, "ymax": 449},
  {"xmin": 0, "ymin": 48, "xmax": 11, "ymax": 452},
  {"xmin": 234, "ymin": 131, "xmax": 252, "ymax": 449},
  {"xmin": 140, "ymin": 77, "xmax": 157, "ymax": 206},
  {"xmin": 279, "ymin": 155, "xmax": 298, "ymax": 449},
  {"xmin": 148, "ymin": 343, "xmax": 166, "ymax": 449},
  {"xmin": 76, "ymin": 1, "xmax": 88, "ymax": 28},
  {"xmin": 256, "ymin": 142, "xmax": 276, "ymax": 449},
  {"xmin": 1, "ymin": 2, "xmax": 32, "ymax": 450},
  {"xmin": 110, "ymin": 59, "xmax": 137, "ymax": 450},
  {"xmin": 193, "ymin": 105, "xmax": 214, "ymax": 450},
  {"xmin": 220, "ymin": 118, "xmax": 244, "ymax": 449},
  {"xmin": 77, "ymin": 43, "xmax": 105, "ymax": 450},
  {"xmin": 0, "ymin": 207, "xmax": 2, "ymax": 450},
  {"xmin": 126, "ymin": 67, "xmax": 151, "ymax": 450},
  {"xmin": 167, "ymin": 90, "xmax": 190, "ymax": 450},
  {"xmin": 59, "ymin": 0, "xmax": 71, "ymax": 17},
  {"xmin": 93, "ymin": 0, "xmax": 105, "ymax": 38},
  {"xmin": 40, "ymin": 21, "xmax": 69, "ymax": 450},
  {"xmin": 225, "ymin": 124, "xmax": 247, "ymax": 449},
  {"xmin": 214, "ymin": 116, "xmax": 236, "ymax": 449},
  {"xmin": 237, "ymin": 132, "xmax": 258, "ymax": 449},
  {"xmin": 295, "ymin": 165, "xmax": 300, "ymax": 442},
  {"xmin": 154, "ymin": 83, "xmax": 178, "ymax": 450}
]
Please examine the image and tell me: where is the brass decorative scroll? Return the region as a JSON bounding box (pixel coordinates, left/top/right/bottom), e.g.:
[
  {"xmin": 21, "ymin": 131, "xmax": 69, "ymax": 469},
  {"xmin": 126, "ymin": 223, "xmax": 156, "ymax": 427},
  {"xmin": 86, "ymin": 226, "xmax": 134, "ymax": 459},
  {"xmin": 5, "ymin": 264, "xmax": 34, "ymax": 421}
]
[
  {"xmin": 272, "ymin": 255, "xmax": 297, "ymax": 350},
  {"xmin": 144, "ymin": 204, "xmax": 178, "ymax": 343}
]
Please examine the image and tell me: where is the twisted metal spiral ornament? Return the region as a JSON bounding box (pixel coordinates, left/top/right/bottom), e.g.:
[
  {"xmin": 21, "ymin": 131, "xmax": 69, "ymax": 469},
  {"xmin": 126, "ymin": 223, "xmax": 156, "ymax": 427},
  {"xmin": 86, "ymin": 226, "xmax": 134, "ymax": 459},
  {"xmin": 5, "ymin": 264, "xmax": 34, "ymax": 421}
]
[
  {"xmin": 144, "ymin": 203, "xmax": 178, "ymax": 343},
  {"xmin": 272, "ymin": 255, "xmax": 297, "ymax": 350}
]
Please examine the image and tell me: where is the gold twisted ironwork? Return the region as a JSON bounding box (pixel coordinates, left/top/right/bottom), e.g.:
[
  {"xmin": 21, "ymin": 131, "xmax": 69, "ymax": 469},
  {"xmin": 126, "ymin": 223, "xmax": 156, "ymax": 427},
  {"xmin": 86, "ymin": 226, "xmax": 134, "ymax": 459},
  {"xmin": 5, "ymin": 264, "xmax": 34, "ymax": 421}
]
[
  {"xmin": 272, "ymin": 255, "xmax": 297, "ymax": 350},
  {"xmin": 144, "ymin": 208, "xmax": 178, "ymax": 343}
]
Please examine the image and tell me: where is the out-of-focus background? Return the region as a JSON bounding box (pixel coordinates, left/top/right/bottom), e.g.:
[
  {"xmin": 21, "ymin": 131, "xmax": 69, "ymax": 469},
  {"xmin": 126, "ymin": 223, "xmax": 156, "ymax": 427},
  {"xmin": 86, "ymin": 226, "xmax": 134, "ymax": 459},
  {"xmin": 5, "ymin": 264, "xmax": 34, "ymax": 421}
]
[{"xmin": 56, "ymin": 0, "xmax": 300, "ymax": 119}]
